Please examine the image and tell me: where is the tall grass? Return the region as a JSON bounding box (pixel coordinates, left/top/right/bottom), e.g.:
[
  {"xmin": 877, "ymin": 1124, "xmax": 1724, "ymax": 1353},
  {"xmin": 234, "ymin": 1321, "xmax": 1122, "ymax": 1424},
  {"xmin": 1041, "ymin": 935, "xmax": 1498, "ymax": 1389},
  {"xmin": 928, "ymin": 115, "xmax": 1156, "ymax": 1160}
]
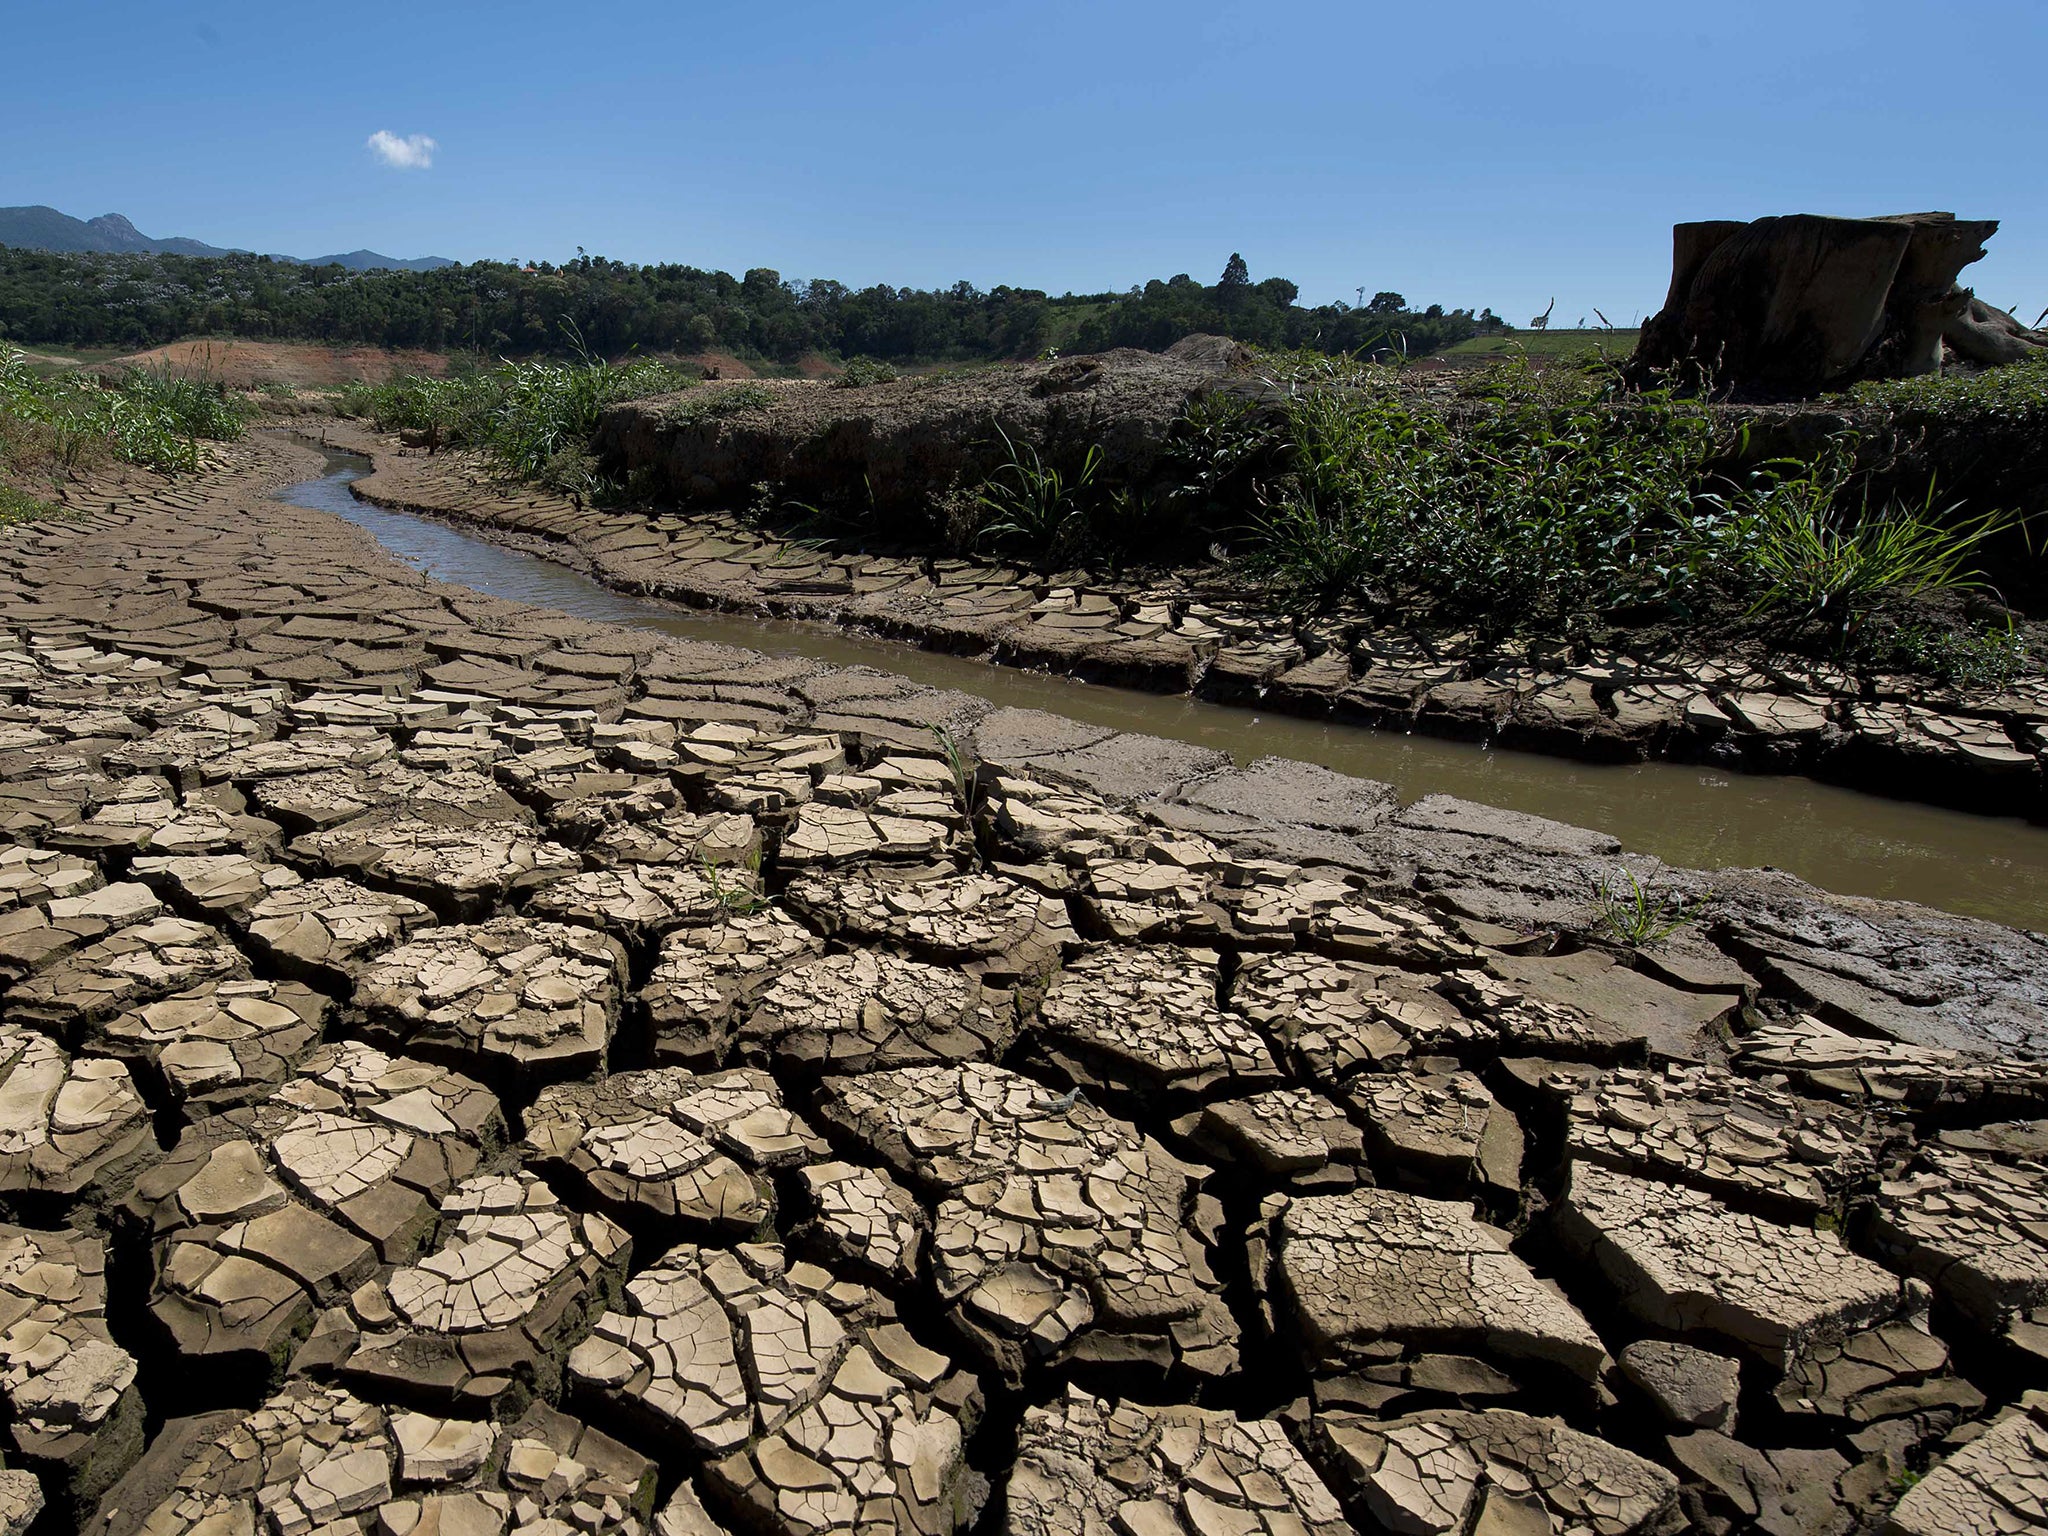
[
  {"xmin": 1698, "ymin": 448, "xmax": 2019, "ymax": 645},
  {"xmin": 1241, "ymin": 359, "xmax": 1723, "ymax": 631},
  {"xmin": 1, "ymin": 347, "xmax": 248, "ymax": 490},
  {"xmin": 339, "ymin": 353, "xmax": 696, "ymax": 498},
  {"xmin": 970, "ymin": 425, "xmax": 1103, "ymax": 564},
  {"xmin": 1233, "ymin": 355, "xmax": 2024, "ymax": 651}
]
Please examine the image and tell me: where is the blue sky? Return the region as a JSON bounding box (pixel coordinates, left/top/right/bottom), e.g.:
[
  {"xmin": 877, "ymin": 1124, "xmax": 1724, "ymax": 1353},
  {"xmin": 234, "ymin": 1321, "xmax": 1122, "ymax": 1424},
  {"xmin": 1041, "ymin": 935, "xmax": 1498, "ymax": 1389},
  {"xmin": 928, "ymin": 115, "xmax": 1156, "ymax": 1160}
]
[{"xmin": 8, "ymin": 0, "xmax": 2047, "ymax": 325}]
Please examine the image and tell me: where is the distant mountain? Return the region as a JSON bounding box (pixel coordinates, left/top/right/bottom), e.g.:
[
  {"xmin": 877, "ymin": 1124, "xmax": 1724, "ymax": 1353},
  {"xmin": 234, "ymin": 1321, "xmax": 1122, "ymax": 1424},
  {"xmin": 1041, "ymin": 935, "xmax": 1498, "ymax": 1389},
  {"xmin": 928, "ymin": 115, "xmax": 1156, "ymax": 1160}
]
[
  {"xmin": 299, "ymin": 248, "xmax": 455, "ymax": 273},
  {"xmin": 0, "ymin": 205, "xmax": 455, "ymax": 271}
]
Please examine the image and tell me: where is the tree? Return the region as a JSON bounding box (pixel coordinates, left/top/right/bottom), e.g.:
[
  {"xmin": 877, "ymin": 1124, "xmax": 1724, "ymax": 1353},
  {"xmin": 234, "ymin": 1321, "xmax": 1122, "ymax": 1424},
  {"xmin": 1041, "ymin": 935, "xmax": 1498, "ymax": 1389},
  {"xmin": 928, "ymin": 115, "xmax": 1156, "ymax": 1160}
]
[
  {"xmin": 1217, "ymin": 253, "xmax": 1251, "ymax": 302},
  {"xmin": 1367, "ymin": 291, "xmax": 1407, "ymax": 314}
]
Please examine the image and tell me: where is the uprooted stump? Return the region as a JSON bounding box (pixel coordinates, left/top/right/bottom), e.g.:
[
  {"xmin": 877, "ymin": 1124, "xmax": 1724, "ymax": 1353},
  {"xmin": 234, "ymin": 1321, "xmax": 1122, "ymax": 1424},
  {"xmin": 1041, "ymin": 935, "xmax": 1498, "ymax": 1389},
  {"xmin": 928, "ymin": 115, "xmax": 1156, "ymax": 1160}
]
[{"xmin": 1631, "ymin": 212, "xmax": 2048, "ymax": 397}]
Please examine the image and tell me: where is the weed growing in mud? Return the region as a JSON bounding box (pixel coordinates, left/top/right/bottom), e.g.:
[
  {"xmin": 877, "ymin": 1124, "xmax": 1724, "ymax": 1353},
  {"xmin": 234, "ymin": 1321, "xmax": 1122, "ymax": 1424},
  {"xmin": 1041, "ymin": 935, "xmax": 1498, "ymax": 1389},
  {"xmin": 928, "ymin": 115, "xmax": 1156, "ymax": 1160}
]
[
  {"xmin": 970, "ymin": 425, "xmax": 1103, "ymax": 564},
  {"xmin": 1700, "ymin": 446, "xmax": 2020, "ymax": 649},
  {"xmin": 1226, "ymin": 351, "xmax": 2028, "ymax": 660},
  {"xmin": 1855, "ymin": 617, "xmax": 2032, "ymax": 688},
  {"xmin": 1588, "ymin": 867, "xmax": 1704, "ymax": 946},
  {"xmin": 929, "ymin": 725, "xmax": 980, "ymax": 812},
  {"xmin": 1240, "ymin": 359, "xmax": 1724, "ymax": 630},
  {"xmin": 0, "ymin": 482, "xmax": 65, "ymax": 526},
  {"xmin": 664, "ymin": 382, "xmax": 777, "ymax": 424},
  {"xmin": 700, "ymin": 848, "xmax": 769, "ymax": 917}
]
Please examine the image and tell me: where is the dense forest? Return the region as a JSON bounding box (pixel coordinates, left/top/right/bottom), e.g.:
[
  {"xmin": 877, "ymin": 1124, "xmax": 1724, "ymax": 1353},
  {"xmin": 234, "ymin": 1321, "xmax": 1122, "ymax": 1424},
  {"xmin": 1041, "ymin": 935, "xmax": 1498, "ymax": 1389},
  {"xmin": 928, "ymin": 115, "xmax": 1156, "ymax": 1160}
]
[{"xmin": 0, "ymin": 245, "xmax": 1503, "ymax": 363}]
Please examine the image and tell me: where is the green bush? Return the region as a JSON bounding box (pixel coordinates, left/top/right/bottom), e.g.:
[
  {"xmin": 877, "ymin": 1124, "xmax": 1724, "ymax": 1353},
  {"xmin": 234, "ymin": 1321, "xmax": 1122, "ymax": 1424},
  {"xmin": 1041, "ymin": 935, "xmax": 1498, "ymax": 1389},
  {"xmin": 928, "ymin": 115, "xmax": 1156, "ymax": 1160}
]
[
  {"xmin": 969, "ymin": 426, "xmax": 1103, "ymax": 565},
  {"xmin": 1699, "ymin": 449, "xmax": 2017, "ymax": 647},
  {"xmin": 0, "ymin": 481, "xmax": 63, "ymax": 526}
]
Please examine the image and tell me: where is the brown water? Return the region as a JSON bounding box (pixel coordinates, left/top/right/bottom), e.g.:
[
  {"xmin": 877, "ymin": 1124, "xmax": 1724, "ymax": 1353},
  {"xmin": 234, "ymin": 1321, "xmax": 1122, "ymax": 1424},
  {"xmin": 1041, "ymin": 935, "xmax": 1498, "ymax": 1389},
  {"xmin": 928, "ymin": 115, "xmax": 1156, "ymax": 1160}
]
[{"xmin": 283, "ymin": 458, "xmax": 2048, "ymax": 932}]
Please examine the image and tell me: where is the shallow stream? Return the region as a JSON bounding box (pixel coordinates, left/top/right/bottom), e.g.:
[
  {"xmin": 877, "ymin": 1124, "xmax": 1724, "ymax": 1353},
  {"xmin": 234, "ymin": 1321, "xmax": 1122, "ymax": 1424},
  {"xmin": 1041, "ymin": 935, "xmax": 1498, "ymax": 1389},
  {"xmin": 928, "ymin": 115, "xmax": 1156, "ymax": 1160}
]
[{"xmin": 281, "ymin": 456, "xmax": 2048, "ymax": 931}]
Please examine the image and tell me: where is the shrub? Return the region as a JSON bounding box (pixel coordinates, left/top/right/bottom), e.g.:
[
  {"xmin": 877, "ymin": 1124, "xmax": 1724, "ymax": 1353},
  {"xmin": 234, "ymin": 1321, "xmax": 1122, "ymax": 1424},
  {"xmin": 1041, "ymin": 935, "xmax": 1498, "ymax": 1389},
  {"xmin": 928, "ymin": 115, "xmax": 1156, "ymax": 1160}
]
[
  {"xmin": 0, "ymin": 481, "xmax": 63, "ymax": 526},
  {"xmin": 969, "ymin": 426, "xmax": 1103, "ymax": 565},
  {"xmin": 1698, "ymin": 443, "xmax": 2021, "ymax": 648},
  {"xmin": 832, "ymin": 357, "xmax": 898, "ymax": 389}
]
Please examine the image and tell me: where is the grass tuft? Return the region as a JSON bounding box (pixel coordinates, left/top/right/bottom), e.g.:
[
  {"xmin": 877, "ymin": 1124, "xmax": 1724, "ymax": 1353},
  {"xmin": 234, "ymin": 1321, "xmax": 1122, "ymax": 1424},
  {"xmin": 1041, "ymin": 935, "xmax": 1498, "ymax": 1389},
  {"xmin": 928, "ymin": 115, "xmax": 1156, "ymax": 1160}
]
[{"xmin": 1589, "ymin": 868, "xmax": 1705, "ymax": 946}]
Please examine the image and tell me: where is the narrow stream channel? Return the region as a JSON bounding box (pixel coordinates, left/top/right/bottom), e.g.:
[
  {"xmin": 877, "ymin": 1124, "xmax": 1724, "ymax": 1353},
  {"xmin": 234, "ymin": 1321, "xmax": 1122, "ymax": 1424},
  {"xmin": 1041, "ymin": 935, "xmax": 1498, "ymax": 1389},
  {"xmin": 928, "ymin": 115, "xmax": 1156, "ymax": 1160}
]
[{"xmin": 282, "ymin": 455, "xmax": 2048, "ymax": 932}]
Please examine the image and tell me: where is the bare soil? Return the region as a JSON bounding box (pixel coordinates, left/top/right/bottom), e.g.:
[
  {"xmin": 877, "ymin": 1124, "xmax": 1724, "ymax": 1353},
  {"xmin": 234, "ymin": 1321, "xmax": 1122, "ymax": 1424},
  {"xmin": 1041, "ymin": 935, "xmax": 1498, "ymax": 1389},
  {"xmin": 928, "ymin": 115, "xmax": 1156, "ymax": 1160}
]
[{"xmin": 106, "ymin": 340, "xmax": 453, "ymax": 388}]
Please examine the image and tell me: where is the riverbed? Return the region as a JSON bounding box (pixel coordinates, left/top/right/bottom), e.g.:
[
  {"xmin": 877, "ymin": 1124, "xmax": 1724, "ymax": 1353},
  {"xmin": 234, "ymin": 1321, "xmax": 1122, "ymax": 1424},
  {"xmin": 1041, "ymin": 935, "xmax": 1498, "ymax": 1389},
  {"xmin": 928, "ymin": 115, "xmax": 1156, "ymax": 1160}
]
[{"xmin": 281, "ymin": 454, "xmax": 2048, "ymax": 930}]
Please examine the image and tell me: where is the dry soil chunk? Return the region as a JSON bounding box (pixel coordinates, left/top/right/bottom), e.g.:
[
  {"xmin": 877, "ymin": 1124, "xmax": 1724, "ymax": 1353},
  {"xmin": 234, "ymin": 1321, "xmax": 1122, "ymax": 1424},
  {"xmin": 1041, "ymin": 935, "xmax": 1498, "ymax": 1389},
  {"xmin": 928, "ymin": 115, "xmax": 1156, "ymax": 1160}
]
[
  {"xmin": 819, "ymin": 1062, "xmax": 1238, "ymax": 1386},
  {"xmin": 0, "ymin": 1225, "xmax": 141, "ymax": 1513},
  {"xmin": 738, "ymin": 950, "xmax": 1017, "ymax": 1077},
  {"xmin": 1309, "ymin": 1406, "xmax": 1680, "ymax": 1536},
  {"xmin": 1884, "ymin": 1401, "xmax": 2048, "ymax": 1536},
  {"xmin": 1864, "ymin": 1144, "xmax": 2048, "ymax": 1344},
  {"xmin": 1555, "ymin": 1060, "xmax": 1885, "ymax": 1217},
  {"xmin": 355, "ymin": 916, "xmax": 628, "ymax": 1085},
  {"xmin": 523, "ymin": 1067, "xmax": 804, "ymax": 1235},
  {"xmin": 100, "ymin": 1378, "xmax": 654, "ymax": 1536},
  {"xmin": 317, "ymin": 1171, "xmax": 631, "ymax": 1410},
  {"xmin": 1035, "ymin": 945, "xmax": 1280, "ymax": 1100},
  {"xmin": 1191, "ymin": 1088, "xmax": 1368, "ymax": 1187},
  {"xmin": 643, "ymin": 911, "xmax": 822, "ymax": 1067},
  {"xmin": 0, "ymin": 1028, "xmax": 157, "ymax": 1210},
  {"xmin": 241, "ymin": 874, "xmax": 437, "ymax": 982},
  {"xmin": 291, "ymin": 812, "xmax": 577, "ymax": 917},
  {"xmin": 4, "ymin": 916, "xmax": 250, "ymax": 1034},
  {"xmin": 129, "ymin": 852, "xmax": 301, "ymax": 923},
  {"xmin": 569, "ymin": 1239, "xmax": 982, "ymax": 1534},
  {"xmin": 783, "ymin": 865, "xmax": 1067, "ymax": 977},
  {"xmin": 93, "ymin": 977, "xmax": 330, "ymax": 1115},
  {"xmin": 1268, "ymin": 1187, "xmax": 1606, "ymax": 1382},
  {"xmin": 791, "ymin": 1161, "xmax": 925, "ymax": 1287},
  {"xmin": 528, "ymin": 862, "xmax": 735, "ymax": 942},
  {"xmin": 1005, "ymin": 1385, "xmax": 1350, "ymax": 1536},
  {"xmin": 1556, "ymin": 1161, "xmax": 1907, "ymax": 1367},
  {"xmin": 779, "ymin": 800, "xmax": 955, "ymax": 867}
]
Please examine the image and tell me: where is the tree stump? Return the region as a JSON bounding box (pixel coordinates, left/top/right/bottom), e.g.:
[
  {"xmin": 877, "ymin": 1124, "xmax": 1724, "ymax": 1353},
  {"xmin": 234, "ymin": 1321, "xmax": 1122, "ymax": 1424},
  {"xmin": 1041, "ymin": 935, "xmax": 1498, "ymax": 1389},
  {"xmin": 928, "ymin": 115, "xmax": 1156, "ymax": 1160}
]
[{"xmin": 1632, "ymin": 212, "xmax": 2046, "ymax": 397}]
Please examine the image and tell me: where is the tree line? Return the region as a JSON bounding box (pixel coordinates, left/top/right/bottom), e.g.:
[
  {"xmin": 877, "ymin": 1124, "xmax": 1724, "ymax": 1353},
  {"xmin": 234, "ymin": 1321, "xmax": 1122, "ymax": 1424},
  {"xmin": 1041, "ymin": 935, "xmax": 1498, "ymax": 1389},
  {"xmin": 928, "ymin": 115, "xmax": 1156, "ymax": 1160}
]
[{"xmin": 0, "ymin": 245, "xmax": 1504, "ymax": 363}]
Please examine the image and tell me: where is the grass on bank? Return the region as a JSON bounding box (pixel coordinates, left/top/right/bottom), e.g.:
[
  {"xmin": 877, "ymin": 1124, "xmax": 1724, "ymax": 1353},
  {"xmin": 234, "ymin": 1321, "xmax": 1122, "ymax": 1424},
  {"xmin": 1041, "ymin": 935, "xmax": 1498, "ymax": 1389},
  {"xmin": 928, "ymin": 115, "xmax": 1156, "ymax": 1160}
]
[
  {"xmin": 1, "ymin": 345, "xmax": 250, "ymax": 521},
  {"xmin": 1444, "ymin": 328, "xmax": 1638, "ymax": 360},
  {"xmin": 338, "ymin": 353, "xmax": 698, "ymax": 500},
  {"xmin": 336, "ymin": 346, "xmax": 2039, "ymax": 677}
]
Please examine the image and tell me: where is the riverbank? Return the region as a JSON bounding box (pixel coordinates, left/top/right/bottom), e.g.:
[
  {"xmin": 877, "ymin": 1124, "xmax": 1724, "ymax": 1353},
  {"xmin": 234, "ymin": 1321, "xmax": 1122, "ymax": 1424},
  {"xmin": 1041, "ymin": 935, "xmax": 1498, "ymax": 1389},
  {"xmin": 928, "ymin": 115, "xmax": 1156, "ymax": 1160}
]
[
  {"xmin": 334, "ymin": 417, "xmax": 2048, "ymax": 822},
  {"xmin": 293, "ymin": 444, "xmax": 2048, "ymax": 930},
  {"xmin": 2, "ymin": 429, "xmax": 2044, "ymax": 1536}
]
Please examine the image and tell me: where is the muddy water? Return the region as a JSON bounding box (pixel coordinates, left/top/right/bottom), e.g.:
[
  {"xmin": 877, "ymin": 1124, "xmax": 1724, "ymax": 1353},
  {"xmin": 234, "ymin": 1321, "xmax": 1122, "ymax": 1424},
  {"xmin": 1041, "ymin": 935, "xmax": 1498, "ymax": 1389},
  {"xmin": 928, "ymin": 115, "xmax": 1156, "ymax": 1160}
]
[{"xmin": 281, "ymin": 458, "xmax": 2048, "ymax": 931}]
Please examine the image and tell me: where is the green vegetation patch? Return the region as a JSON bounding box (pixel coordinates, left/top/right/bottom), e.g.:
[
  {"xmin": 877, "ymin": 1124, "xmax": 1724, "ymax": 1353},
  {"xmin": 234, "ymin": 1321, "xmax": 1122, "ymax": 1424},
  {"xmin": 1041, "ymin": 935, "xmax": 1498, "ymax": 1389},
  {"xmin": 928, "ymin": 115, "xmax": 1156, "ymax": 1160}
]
[
  {"xmin": 1, "ymin": 345, "xmax": 247, "ymax": 505},
  {"xmin": 339, "ymin": 353, "xmax": 697, "ymax": 499}
]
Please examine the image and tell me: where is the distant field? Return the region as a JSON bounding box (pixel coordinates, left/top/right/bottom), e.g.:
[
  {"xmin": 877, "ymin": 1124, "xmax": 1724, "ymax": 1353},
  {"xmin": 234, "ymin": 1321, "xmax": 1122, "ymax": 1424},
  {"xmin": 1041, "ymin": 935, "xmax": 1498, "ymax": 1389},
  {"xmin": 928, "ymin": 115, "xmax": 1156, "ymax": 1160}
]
[
  {"xmin": 1445, "ymin": 328, "xmax": 1638, "ymax": 358},
  {"xmin": 4, "ymin": 343, "xmax": 129, "ymax": 373}
]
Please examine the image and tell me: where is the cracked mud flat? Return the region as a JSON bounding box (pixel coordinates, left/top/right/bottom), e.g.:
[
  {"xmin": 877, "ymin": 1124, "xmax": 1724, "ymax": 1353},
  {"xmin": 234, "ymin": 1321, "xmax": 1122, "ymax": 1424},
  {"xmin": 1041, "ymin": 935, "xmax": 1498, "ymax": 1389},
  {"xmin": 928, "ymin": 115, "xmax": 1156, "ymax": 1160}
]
[{"xmin": 0, "ymin": 432, "xmax": 2042, "ymax": 1535}]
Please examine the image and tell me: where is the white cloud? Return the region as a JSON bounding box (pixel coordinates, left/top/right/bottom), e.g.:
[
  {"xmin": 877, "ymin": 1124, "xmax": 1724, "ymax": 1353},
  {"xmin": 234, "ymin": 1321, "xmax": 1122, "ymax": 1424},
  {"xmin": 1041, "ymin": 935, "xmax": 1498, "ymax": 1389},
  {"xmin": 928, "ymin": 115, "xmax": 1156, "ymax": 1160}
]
[{"xmin": 366, "ymin": 130, "xmax": 437, "ymax": 171}]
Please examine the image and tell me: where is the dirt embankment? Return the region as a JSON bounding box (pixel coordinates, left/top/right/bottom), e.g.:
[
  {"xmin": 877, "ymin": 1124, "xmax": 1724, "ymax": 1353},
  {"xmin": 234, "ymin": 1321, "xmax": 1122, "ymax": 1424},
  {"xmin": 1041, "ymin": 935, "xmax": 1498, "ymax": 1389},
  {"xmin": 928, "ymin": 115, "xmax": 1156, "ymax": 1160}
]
[
  {"xmin": 105, "ymin": 340, "xmax": 453, "ymax": 388},
  {"xmin": 595, "ymin": 339, "xmax": 1243, "ymax": 522}
]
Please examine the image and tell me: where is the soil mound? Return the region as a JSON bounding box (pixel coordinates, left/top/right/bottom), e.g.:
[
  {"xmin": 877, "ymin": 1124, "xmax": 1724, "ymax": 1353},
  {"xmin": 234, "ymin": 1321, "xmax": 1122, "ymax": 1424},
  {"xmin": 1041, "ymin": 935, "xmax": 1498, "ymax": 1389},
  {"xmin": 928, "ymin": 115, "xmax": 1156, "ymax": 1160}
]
[
  {"xmin": 595, "ymin": 343, "xmax": 1242, "ymax": 518},
  {"xmin": 105, "ymin": 340, "xmax": 452, "ymax": 388}
]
